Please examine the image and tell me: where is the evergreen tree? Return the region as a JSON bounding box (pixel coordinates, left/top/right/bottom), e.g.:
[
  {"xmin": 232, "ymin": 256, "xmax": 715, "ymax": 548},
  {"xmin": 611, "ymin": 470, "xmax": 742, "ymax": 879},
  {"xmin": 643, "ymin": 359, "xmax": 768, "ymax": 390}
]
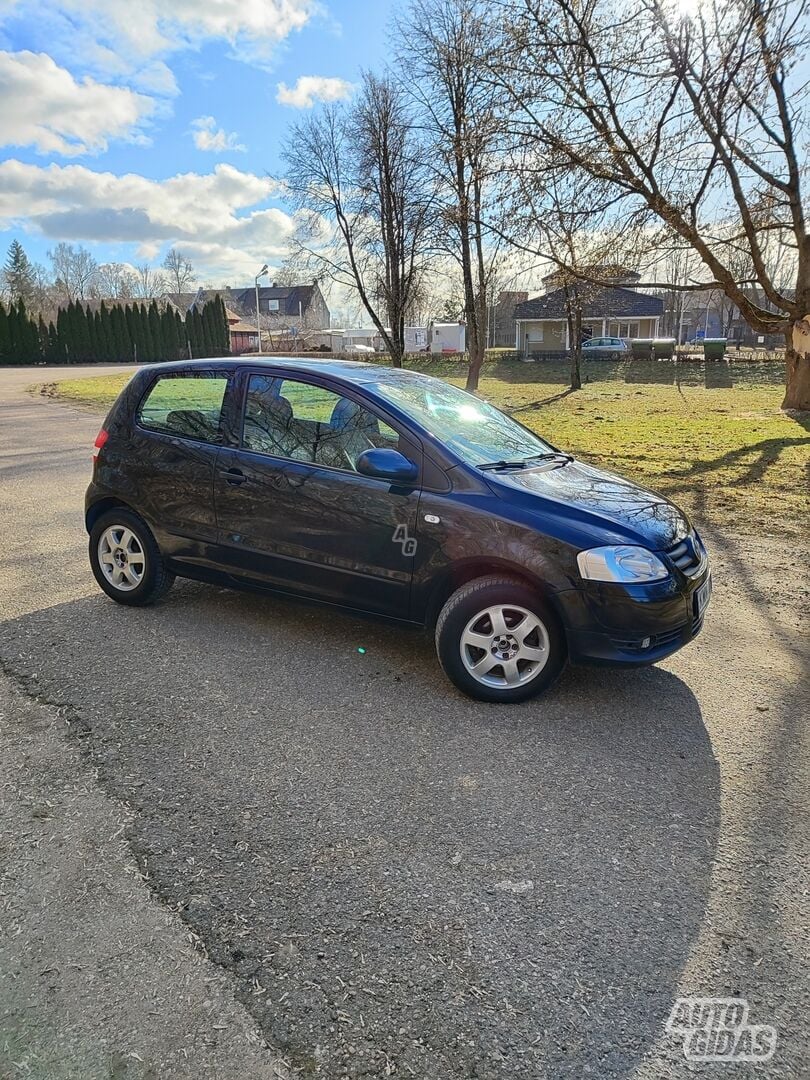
[
  {"xmin": 201, "ymin": 302, "xmax": 215, "ymax": 357},
  {"xmin": 176, "ymin": 310, "xmax": 188, "ymax": 358},
  {"xmin": 97, "ymin": 302, "xmax": 110, "ymax": 360},
  {"xmin": 112, "ymin": 306, "xmax": 129, "ymax": 361},
  {"xmin": 76, "ymin": 303, "xmax": 92, "ymax": 362},
  {"xmin": 38, "ymin": 315, "xmax": 49, "ymax": 361},
  {"xmin": 87, "ymin": 308, "xmax": 100, "ymax": 362},
  {"xmin": 217, "ymin": 296, "xmax": 231, "ymax": 354},
  {"xmin": 0, "ymin": 303, "xmax": 9, "ymax": 364},
  {"xmin": 161, "ymin": 306, "xmax": 178, "ymax": 360},
  {"xmin": 184, "ymin": 311, "xmax": 194, "ymax": 358},
  {"xmin": 141, "ymin": 303, "xmax": 154, "ymax": 363},
  {"xmin": 148, "ymin": 301, "xmax": 164, "ymax": 360},
  {"xmin": 3, "ymin": 240, "xmax": 36, "ymax": 306},
  {"xmin": 9, "ymin": 300, "xmax": 41, "ymax": 363},
  {"xmin": 47, "ymin": 321, "xmax": 60, "ymax": 364},
  {"xmin": 56, "ymin": 306, "xmax": 70, "ymax": 363},
  {"xmin": 192, "ymin": 307, "xmax": 205, "ymax": 356}
]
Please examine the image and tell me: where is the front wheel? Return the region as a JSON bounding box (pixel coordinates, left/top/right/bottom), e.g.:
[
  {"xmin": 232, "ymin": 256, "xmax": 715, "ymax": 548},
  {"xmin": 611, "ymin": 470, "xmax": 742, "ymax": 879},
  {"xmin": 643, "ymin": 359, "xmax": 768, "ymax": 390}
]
[
  {"xmin": 89, "ymin": 508, "xmax": 174, "ymax": 606},
  {"xmin": 435, "ymin": 576, "xmax": 566, "ymax": 702}
]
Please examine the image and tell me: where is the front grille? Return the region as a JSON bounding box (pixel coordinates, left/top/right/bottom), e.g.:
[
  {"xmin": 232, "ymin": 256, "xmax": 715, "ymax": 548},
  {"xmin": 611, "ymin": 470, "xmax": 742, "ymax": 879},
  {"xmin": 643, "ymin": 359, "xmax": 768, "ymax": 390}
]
[{"xmin": 666, "ymin": 534, "xmax": 704, "ymax": 578}]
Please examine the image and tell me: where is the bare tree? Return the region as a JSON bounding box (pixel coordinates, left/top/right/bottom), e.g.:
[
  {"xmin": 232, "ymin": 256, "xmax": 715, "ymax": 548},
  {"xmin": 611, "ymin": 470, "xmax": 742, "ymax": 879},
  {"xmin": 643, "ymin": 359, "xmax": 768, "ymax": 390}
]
[
  {"xmin": 511, "ymin": 167, "xmax": 636, "ymax": 386},
  {"xmin": 398, "ymin": 0, "xmax": 502, "ymax": 391},
  {"xmin": 162, "ymin": 248, "xmax": 196, "ymax": 293},
  {"xmin": 282, "ymin": 72, "xmax": 433, "ymax": 367},
  {"xmin": 652, "ymin": 246, "xmax": 702, "ymax": 342},
  {"xmin": 95, "ymin": 262, "xmax": 137, "ymax": 299},
  {"xmin": 48, "ymin": 242, "xmax": 98, "ymax": 302},
  {"xmin": 133, "ymin": 263, "xmax": 168, "ymax": 299},
  {"xmin": 493, "ymin": 0, "xmax": 810, "ymax": 409}
]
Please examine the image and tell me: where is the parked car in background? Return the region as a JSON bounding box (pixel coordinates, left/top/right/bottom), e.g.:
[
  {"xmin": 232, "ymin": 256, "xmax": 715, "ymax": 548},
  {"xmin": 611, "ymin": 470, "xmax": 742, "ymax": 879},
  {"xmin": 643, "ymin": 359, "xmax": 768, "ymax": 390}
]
[
  {"xmin": 344, "ymin": 343, "xmax": 377, "ymax": 354},
  {"xmin": 86, "ymin": 359, "xmax": 711, "ymax": 704},
  {"xmin": 581, "ymin": 336, "xmax": 629, "ymax": 359}
]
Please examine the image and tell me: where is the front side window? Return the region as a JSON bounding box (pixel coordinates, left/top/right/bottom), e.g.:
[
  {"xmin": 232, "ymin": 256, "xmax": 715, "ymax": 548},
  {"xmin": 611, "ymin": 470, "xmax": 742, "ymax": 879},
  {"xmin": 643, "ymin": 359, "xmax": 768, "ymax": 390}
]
[
  {"xmin": 369, "ymin": 376, "xmax": 554, "ymax": 468},
  {"xmin": 241, "ymin": 374, "xmax": 399, "ymax": 472},
  {"xmin": 137, "ymin": 372, "xmax": 228, "ymax": 444}
]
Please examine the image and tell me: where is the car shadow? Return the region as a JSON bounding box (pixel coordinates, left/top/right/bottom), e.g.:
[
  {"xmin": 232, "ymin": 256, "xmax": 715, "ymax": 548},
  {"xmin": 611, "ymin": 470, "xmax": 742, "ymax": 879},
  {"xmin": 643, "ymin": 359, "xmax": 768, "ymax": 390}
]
[{"xmin": 0, "ymin": 582, "xmax": 720, "ymax": 1079}]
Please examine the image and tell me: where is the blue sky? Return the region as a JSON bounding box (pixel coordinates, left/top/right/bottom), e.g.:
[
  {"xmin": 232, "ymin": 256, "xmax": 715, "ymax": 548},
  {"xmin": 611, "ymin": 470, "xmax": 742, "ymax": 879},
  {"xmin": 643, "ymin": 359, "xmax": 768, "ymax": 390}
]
[{"xmin": 0, "ymin": 0, "xmax": 395, "ymax": 288}]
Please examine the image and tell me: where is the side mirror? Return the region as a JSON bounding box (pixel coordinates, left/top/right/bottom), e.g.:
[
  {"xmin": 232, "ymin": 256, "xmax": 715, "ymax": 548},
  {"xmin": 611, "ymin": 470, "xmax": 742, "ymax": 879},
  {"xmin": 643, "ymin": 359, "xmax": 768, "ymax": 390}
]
[{"xmin": 356, "ymin": 448, "xmax": 418, "ymax": 484}]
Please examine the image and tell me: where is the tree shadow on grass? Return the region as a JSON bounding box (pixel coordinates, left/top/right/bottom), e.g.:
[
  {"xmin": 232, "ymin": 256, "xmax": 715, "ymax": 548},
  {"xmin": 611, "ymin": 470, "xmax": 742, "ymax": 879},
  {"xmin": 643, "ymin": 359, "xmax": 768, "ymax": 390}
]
[
  {"xmin": 0, "ymin": 586, "xmax": 720, "ymax": 1079},
  {"xmin": 607, "ymin": 434, "xmax": 809, "ymax": 504}
]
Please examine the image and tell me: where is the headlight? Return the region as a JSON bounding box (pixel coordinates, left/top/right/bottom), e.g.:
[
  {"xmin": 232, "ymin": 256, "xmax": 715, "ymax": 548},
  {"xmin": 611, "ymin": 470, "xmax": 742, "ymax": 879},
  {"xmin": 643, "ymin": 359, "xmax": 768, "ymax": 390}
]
[{"xmin": 577, "ymin": 545, "xmax": 669, "ymax": 583}]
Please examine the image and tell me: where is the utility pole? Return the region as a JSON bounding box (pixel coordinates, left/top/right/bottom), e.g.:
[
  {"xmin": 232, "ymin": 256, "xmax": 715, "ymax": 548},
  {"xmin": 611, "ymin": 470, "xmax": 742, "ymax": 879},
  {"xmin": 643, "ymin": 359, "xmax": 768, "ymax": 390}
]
[{"xmin": 255, "ymin": 264, "xmax": 268, "ymax": 353}]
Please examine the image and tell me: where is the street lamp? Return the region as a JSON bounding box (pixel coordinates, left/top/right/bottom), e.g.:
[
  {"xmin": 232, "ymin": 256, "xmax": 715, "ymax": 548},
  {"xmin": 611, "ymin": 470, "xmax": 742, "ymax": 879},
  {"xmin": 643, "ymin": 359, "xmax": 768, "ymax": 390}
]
[{"xmin": 255, "ymin": 264, "xmax": 268, "ymax": 353}]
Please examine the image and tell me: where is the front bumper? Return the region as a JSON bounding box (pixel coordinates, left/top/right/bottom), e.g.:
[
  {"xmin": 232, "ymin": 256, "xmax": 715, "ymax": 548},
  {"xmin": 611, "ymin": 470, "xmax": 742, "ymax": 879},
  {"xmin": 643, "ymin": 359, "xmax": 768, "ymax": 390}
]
[{"xmin": 555, "ymin": 566, "xmax": 710, "ymax": 666}]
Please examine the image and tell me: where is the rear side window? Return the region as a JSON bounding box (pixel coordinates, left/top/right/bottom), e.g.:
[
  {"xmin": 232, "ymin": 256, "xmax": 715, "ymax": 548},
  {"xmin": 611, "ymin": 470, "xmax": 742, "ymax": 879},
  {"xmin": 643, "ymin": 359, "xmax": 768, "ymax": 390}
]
[{"xmin": 137, "ymin": 373, "xmax": 228, "ymax": 444}]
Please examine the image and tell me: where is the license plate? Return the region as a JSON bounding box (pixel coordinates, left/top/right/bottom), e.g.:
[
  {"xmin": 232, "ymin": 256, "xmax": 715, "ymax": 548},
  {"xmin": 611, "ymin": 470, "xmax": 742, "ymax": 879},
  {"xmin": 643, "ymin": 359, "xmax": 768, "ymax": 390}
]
[{"xmin": 694, "ymin": 575, "xmax": 712, "ymax": 618}]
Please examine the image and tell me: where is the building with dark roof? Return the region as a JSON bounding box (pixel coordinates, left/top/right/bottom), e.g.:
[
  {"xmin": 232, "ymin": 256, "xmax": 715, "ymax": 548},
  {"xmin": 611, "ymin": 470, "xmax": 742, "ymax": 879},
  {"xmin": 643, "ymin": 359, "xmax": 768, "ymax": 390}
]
[
  {"xmin": 163, "ymin": 282, "xmax": 330, "ymax": 353},
  {"xmin": 514, "ymin": 285, "xmax": 663, "ymax": 355},
  {"xmin": 235, "ymin": 283, "xmax": 330, "ymax": 330}
]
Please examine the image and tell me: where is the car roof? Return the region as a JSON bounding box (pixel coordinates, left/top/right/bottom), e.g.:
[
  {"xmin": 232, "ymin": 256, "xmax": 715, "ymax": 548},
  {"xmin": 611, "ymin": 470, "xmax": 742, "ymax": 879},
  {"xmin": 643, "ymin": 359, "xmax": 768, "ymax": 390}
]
[{"xmin": 138, "ymin": 356, "xmax": 446, "ymax": 388}]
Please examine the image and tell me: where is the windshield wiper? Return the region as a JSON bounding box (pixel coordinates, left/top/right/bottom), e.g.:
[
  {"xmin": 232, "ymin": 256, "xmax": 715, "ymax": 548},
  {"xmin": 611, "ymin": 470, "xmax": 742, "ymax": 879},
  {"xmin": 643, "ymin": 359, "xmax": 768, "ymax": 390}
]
[{"xmin": 477, "ymin": 452, "xmax": 573, "ymax": 471}]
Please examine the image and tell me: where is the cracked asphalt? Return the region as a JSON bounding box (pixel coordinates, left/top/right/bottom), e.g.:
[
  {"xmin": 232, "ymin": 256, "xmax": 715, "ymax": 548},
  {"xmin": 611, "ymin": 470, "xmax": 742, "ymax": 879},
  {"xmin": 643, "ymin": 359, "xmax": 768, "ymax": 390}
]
[{"xmin": 0, "ymin": 365, "xmax": 807, "ymax": 1079}]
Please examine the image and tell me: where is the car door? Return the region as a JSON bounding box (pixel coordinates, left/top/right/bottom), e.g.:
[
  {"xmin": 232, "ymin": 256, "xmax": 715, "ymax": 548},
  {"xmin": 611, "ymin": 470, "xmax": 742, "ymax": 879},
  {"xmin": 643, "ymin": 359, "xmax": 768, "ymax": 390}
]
[
  {"xmin": 213, "ymin": 370, "xmax": 422, "ymax": 618},
  {"xmin": 129, "ymin": 367, "xmax": 233, "ymax": 560}
]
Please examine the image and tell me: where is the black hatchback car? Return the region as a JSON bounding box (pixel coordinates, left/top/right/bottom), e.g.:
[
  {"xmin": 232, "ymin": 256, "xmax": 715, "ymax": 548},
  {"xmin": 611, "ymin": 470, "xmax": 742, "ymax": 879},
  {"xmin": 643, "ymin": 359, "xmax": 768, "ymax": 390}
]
[{"xmin": 86, "ymin": 358, "xmax": 711, "ymax": 702}]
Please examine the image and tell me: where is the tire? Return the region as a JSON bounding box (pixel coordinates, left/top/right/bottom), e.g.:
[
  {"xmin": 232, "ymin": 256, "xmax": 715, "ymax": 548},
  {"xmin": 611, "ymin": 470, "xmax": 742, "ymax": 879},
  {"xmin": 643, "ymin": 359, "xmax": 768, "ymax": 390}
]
[
  {"xmin": 435, "ymin": 575, "xmax": 566, "ymax": 703},
  {"xmin": 89, "ymin": 508, "xmax": 175, "ymax": 606}
]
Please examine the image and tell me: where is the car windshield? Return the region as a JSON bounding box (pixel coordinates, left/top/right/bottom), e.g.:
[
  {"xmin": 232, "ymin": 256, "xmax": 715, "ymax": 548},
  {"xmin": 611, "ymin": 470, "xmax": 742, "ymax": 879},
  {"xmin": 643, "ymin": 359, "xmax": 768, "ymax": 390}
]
[{"xmin": 368, "ymin": 377, "xmax": 555, "ymax": 467}]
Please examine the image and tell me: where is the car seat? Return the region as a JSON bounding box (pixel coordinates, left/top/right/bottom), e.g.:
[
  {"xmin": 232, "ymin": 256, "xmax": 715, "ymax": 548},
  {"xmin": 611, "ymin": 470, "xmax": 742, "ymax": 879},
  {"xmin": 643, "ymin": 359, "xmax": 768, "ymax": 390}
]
[
  {"xmin": 243, "ymin": 392, "xmax": 297, "ymax": 457},
  {"xmin": 328, "ymin": 398, "xmax": 380, "ymax": 469}
]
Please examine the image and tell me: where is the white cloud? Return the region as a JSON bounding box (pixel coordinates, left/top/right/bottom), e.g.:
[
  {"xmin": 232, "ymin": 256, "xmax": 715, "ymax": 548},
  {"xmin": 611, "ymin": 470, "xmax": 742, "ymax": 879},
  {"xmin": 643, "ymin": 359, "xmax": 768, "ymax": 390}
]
[
  {"xmin": 0, "ymin": 159, "xmax": 296, "ymax": 279},
  {"xmin": 0, "ymin": 0, "xmax": 317, "ymax": 86},
  {"xmin": 190, "ymin": 116, "xmax": 246, "ymax": 153},
  {"xmin": 0, "ymin": 50, "xmax": 156, "ymax": 155},
  {"xmin": 276, "ymin": 75, "xmax": 355, "ymax": 109}
]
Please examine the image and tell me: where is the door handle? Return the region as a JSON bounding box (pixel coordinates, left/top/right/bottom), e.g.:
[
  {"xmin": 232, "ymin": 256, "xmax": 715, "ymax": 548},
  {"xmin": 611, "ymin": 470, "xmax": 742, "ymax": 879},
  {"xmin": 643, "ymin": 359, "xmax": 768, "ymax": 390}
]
[{"xmin": 220, "ymin": 468, "xmax": 247, "ymax": 486}]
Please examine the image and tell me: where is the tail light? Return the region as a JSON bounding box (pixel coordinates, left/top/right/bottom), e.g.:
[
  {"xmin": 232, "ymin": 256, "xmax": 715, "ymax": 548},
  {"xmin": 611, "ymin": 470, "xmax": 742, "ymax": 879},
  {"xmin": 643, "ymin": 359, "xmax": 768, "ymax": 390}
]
[{"xmin": 93, "ymin": 428, "xmax": 109, "ymax": 464}]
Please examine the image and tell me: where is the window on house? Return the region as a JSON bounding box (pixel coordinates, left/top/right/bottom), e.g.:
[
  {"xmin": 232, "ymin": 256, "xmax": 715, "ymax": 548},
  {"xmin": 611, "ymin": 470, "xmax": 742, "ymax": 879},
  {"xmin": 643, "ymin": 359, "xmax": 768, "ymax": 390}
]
[{"xmin": 611, "ymin": 321, "xmax": 640, "ymax": 338}]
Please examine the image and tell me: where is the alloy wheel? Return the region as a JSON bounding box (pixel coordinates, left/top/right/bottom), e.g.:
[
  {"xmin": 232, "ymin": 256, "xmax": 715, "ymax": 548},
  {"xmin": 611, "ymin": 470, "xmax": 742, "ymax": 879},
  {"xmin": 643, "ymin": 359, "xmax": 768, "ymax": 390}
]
[
  {"xmin": 460, "ymin": 604, "xmax": 550, "ymax": 688},
  {"xmin": 97, "ymin": 525, "xmax": 146, "ymax": 592}
]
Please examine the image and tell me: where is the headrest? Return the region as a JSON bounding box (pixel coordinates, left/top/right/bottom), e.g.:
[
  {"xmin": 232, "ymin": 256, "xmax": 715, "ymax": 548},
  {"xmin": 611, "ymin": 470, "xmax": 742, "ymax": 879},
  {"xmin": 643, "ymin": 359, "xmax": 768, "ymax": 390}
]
[{"xmin": 329, "ymin": 397, "xmax": 378, "ymax": 433}]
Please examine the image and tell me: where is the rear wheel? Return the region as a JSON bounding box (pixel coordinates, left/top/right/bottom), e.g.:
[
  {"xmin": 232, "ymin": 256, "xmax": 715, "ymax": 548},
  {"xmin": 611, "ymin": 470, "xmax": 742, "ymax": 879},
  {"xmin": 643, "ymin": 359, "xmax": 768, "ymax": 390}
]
[
  {"xmin": 89, "ymin": 508, "xmax": 174, "ymax": 606},
  {"xmin": 435, "ymin": 576, "xmax": 566, "ymax": 702}
]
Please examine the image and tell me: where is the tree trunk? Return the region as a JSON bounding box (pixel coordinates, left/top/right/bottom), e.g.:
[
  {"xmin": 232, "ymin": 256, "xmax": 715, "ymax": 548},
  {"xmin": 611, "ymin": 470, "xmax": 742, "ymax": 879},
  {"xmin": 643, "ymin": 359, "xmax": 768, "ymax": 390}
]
[
  {"xmin": 782, "ymin": 317, "xmax": 810, "ymax": 410},
  {"xmin": 465, "ymin": 292, "xmax": 487, "ymax": 392},
  {"xmin": 565, "ymin": 297, "xmax": 582, "ymax": 390},
  {"xmin": 570, "ymin": 333, "xmax": 582, "ymax": 392},
  {"xmin": 465, "ymin": 346, "xmax": 482, "ymax": 391}
]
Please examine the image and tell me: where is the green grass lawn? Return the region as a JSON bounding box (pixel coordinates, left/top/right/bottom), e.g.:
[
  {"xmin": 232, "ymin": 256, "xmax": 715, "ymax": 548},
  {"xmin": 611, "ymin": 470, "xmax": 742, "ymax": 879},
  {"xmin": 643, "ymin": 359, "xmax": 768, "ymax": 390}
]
[{"xmin": 34, "ymin": 358, "xmax": 809, "ymax": 538}]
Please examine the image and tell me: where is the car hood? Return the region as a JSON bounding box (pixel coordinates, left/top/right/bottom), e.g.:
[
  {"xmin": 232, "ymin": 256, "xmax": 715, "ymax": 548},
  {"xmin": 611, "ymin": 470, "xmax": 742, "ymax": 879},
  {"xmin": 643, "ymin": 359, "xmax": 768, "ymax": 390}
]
[{"xmin": 486, "ymin": 458, "xmax": 690, "ymax": 550}]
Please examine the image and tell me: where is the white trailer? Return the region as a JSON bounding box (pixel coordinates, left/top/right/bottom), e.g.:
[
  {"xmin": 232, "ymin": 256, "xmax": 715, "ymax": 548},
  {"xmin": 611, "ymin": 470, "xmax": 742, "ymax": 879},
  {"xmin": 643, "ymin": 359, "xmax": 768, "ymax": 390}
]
[
  {"xmin": 404, "ymin": 326, "xmax": 429, "ymax": 352},
  {"xmin": 430, "ymin": 322, "xmax": 466, "ymax": 354}
]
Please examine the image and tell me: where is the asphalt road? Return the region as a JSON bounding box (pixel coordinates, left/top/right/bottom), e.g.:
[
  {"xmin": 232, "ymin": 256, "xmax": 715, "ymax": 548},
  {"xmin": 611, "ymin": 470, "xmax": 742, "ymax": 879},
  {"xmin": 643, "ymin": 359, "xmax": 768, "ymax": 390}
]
[{"xmin": 0, "ymin": 366, "xmax": 807, "ymax": 1079}]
